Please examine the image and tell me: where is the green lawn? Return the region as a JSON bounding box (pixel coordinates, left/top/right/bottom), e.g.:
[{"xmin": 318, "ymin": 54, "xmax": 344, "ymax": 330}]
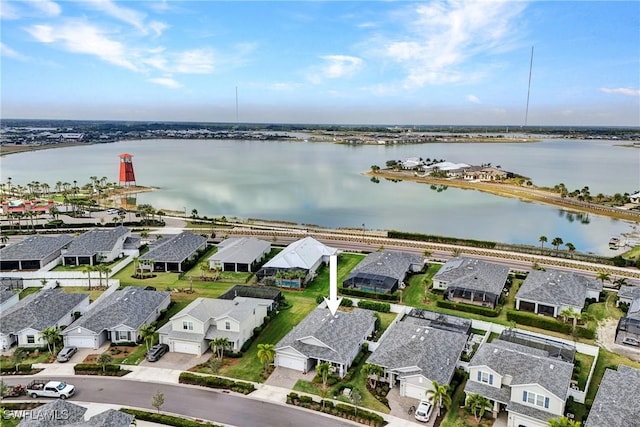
[
  {"xmin": 586, "ymin": 292, "xmax": 624, "ymax": 325},
  {"xmin": 376, "ymin": 312, "xmax": 397, "ymax": 338},
  {"xmin": 402, "ymin": 264, "xmax": 441, "ymax": 307},
  {"xmin": 0, "ymin": 350, "xmax": 53, "ymax": 368},
  {"xmin": 586, "ymin": 348, "xmax": 640, "ymax": 402},
  {"xmin": 62, "ymin": 286, "xmax": 105, "ymax": 303},
  {"xmin": 19, "ymin": 287, "xmax": 40, "ymax": 299},
  {"xmin": 573, "ymin": 352, "xmax": 595, "ymax": 390},
  {"xmin": 302, "ymin": 252, "xmax": 365, "ymax": 299}
]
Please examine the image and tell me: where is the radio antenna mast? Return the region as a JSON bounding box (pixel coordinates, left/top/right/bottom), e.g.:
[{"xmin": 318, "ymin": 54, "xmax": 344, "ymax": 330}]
[{"xmin": 524, "ymin": 46, "xmax": 534, "ymax": 127}]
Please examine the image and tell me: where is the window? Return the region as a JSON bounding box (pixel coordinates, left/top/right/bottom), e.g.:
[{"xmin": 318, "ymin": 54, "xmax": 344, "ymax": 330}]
[
  {"xmin": 27, "ymin": 335, "xmax": 35, "ymax": 344},
  {"xmin": 477, "ymin": 371, "xmax": 494, "ymax": 385},
  {"xmin": 116, "ymin": 331, "xmax": 130, "ymax": 341},
  {"xmin": 522, "ymin": 391, "xmax": 549, "ymax": 409},
  {"xmin": 225, "ymin": 321, "xmax": 231, "ymax": 330},
  {"xmin": 183, "ymin": 321, "xmax": 193, "ymax": 331}
]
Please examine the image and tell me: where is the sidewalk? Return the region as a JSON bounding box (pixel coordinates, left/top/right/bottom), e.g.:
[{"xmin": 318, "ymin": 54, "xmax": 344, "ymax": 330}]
[{"xmin": 30, "ymin": 362, "xmax": 423, "ymax": 426}]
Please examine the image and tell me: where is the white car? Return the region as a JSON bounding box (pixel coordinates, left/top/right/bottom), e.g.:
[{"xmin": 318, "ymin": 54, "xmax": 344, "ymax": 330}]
[
  {"xmin": 415, "ymin": 399, "xmax": 433, "ymax": 423},
  {"xmin": 106, "ymin": 208, "xmax": 119, "ymax": 214}
]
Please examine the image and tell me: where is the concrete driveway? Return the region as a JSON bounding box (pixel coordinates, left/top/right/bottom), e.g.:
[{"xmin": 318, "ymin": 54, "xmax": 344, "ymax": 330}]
[
  {"xmin": 265, "ymin": 366, "xmax": 316, "ymax": 389},
  {"xmin": 139, "ymin": 351, "xmax": 209, "ymax": 371}
]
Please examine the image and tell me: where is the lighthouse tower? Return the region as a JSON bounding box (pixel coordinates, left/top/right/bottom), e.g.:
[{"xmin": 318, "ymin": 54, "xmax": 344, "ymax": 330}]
[{"xmin": 118, "ymin": 153, "xmax": 136, "ymax": 186}]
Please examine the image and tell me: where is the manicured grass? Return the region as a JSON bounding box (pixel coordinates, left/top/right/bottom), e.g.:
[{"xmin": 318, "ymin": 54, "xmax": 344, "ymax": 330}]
[
  {"xmin": 586, "ymin": 348, "xmax": 640, "ymax": 402},
  {"xmin": 376, "ymin": 312, "xmax": 397, "ymax": 337},
  {"xmin": 586, "ymin": 292, "xmax": 624, "ymax": 325},
  {"xmin": 302, "ymin": 252, "xmax": 365, "ymax": 299},
  {"xmin": 573, "ymin": 352, "xmax": 595, "ymax": 390},
  {"xmin": 61, "ymin": 286, "xmax": 105, "ymax": 302},
  {"xmin": 112, "ymin": 344, "xmax": 148, "ymax": 365},
  {"xmin": 402, "ymin": 264, "xmax": 441, "ymax": 307},
  {"xmin": 19, "ymin": 287, "xmax": 40, "ymax": 299},
  {"xmin": 0, "ymin": 351, "xmax": 53, "ymax": 368},
  {"xmin": 621, "ymin": 245, "xmax": 640, "ymax": 260}
]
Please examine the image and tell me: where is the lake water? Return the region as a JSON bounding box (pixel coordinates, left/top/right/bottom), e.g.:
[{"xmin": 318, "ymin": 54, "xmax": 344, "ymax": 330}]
[{"xmin": 2, "ymin": 138, "xmax": 638, "ymax": 255}]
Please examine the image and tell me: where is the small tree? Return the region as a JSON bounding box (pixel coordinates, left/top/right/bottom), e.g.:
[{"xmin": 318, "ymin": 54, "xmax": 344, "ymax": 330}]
[
  {"xmin": 256, "ymin": 343, "xmax": 276, "ymax": 372},
  {"xmin": 139, "ymin": 324, "xmax": 156, "ymax": 352},
  {"xmin": 97, "ymin": 352, "xmax": 113, "ymax": 372},
  {"xmin": 596, "ymin": 271, "xmax": 611, "ymax": 286},
  {"xmin": 426, "ymin": 380, "xmax": 451, "ymax": 417},
  {"xmin": 316, "ymin": 362, "xmax": 331, "ymax": 389},
  {"xmin": 362, "ymin": 363, "xmax": 384, "ymax": 389},
  {"xmin": 12, "ymin": 347, "xmax": 28, "ymax": 372},
  {"xmin": 152, "ymin": 390, "xmax": 165, "ymax": 413},
  {"xmin": 210, "ymin": 337, "xmax": 230, "ymax": 360},
  {"xmin": 350, "ymin": 388, "xmax": 362, "ymax": 416},
  {"xmin": 40, "ymin": 326, "xmax": 62, "ymax": 355},
  {"xmin": 465, "ymin": 393, "xmax": 492, "ymax": 425},
  {"xmin": 539, "ymin": 235, "xmax": 548, "ymax": 251}
]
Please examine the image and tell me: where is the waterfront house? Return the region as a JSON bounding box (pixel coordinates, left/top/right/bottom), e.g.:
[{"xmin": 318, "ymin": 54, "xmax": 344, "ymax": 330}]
[
  {"xmin": 0, "ymin": 234, "xmax": 73, "ymax": 271},
  {"xmin": 343, "ymin": 251, "xmax": 425, "ymax": 294},
  {"xmin": 139, "ymin": 231, "xmax": 207, "ymax": 273},
  {"xmin": 62, "ymin": 226, "xmax": 130, "ymax": 266},
  {"xmin": 584, "ymin": 365, "xmax": 640, "ymax": 427},
  {"xmin": 208, "ymin": 237, "xmax": 271, "ymax": 272}
]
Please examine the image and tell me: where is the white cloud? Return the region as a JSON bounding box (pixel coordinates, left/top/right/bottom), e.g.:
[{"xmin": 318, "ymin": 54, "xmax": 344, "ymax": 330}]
[
  {"xmin": 376, "ymin": 0, "xmax": 527, "ymax": 87},
  {"xmin": 599, "ymin": 87, "xmax": 640, "ymax": 97},
  {"xmin": 26, "ymin": 21, "xmax": 137, "ymax": 71},
  {"xmin": 148, "ymin": 76, "xmax": 182, "ymax": 88},
  {"xmin": 308, "ymin": 55, "xmax": 363, "ymax": 84},
  {"xmin": 82, "ymin": 0, "xmax": 166, "ymax": 36},
  {"xmin": 467, "ymin": 94, "xmax": 480, "ymax": 103},
  {"xmin": 173, "ymin": 49, "xmax": 215, "ymax": 74},
  {"xmin": 0, "ymin": 1, "xmax": 21, "ymax": 19},
  {"xmin": 148, "ymin": 21, "xmax": 168, "ymax": 37},
  {"xmin": 30, "ymin": 0, "xmax": 62, "ymax": 17},
  {"xmin": 0, "ymin": 42, "xmax": 28, "ymax": 60}
]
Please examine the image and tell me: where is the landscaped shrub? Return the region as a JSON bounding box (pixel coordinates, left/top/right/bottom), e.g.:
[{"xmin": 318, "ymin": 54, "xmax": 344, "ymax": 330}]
[
  {"xmin": 120, "ymin": 408, "xmax": 222, "ymax": 426},
  {"xmin": 357, "ymin": 300, "xmax": 391, "ymax": 313},
  {"xmin": 179, "ymin": 372, "xmax": 255, "ymax": 394},
  {"xmin": 286, "ymin": 392, "xmax": 386, "ymax": 427},
  {"xmin": 0, "ymin": 364, "xmax": 41, "ymax": 374},
  {"xmin": 339, "ymin": 287, "xmax": 400, "ymax": 302},
  {"xmin": 575, "ymin": 326, "xmax": 596, "ymax": 339},
  {"xmin": 340, "ymin": 298, "xmax": 353, "ymax": 307},
  {"xmin": 388, "ymin": 230, "xmax": 497, "ymax": 249},
  {"xmin": 74, "ymin": 363, "xmax": 131, "ymax": 376},
  {"xmin": 436, "ymin": 300, "xmax": 500, "ymax": 317},
  {"xmin": 506, "ymin": 310, "xmax": 572, "ymax": 334}
]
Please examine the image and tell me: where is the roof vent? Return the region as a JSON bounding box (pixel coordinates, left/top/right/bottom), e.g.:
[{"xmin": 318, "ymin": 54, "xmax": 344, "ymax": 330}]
[
  {"xmin": 550, "ymin": 364, "xmax": 554, "ymax": 370},
  {"xmin": 420, "ymin": 336, "xmax": 425, "ymax": 341},
  {"xmin": 493, "ymin": 348, "xmax": 499, "ymax": 354},
  {"xmin": 411, "ymin": 335, "xmax": 416, "ymax": 339}
]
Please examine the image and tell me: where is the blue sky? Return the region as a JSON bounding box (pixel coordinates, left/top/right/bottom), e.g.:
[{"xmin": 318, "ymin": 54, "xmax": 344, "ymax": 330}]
[{"xmin": 1, "ymin": 0, "xmax": 639, "ymax": 126}]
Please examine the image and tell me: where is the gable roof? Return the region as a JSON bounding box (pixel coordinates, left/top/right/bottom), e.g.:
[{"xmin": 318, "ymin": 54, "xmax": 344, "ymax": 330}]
[
  {"xmin": 263, "ymin": 237, "xmax": 337, "ymax": 270},
  {"xmin": 367, "ymin": 315, "xmax": 467, "ymax": 385},
  {"xmin": 64, "ymin": 226, "xmax": 129, "ymax": 257},
  {"xmin": 276, "ymin": 306, "xmax": 376, "ymax": 365},
  {"xmin": 468, "ymin": 339, "xmax": 573, "ymax": 400},
  {"xmin": 0, "ymin": 234, "xmax": 73, "ymax": 261},
  {"xmin": 585, "ymin": 364, "xmax": 640, "ymax": 427},
  {"xmin": 218, "ymin": 285, "xmax": 282, "ymax": 301},
  {"xmin": 617, "ymin": 285, "xmax": 640, "ymax": 301},
  {"xmin": 516, "ymin": 269, "xmax": 602, "ymax": 308},
  {"xmin": 0, "ymin": 286, "xmax": 19, "ymax": 305},
  {"xmin": 209, "ymin": 237, "xmax": 271, "ymax": 264},
  {"xmin": 64, "ymin": 287, "xmax": 170, "ymax": 334},
  {"xmin": 433, "ymin": 257, "xmax": 509, "ymax": 296},
  {"xmin": 1, "ymin": 289, "xmax": 88, "ymax": 334},
  {"xmin": 71, "ymin": 409, "xmax": 135, "ymax": 427},
  {"xmin": 345, "ymin": 251, "xmax": 424, "ymax": 283},
  {"xmin": 164, "ymin": 296, "xmax": 272, "ymax": 324},
  {"xmin": 139, "ymin": 231, "xmax": 207, "ymax": 263},
  {"xmin": 18, "ymin": 400, "xmax": 87, "ymax": 426}
]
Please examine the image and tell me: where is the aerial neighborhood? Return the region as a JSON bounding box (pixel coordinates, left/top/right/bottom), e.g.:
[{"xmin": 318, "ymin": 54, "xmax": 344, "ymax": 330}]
[{"xmin": 0, "ymin": 207, "xmax": 639, "ymax": 427}]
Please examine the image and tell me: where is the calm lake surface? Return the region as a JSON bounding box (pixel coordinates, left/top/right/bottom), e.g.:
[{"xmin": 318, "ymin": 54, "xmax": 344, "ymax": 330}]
[{"xmin": 3, "ymin": 138, "xmax": 639, "ymax": 255}]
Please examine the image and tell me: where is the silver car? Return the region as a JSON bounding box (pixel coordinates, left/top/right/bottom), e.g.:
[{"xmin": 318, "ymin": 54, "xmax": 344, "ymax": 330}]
[{"xmin": 56, "ymin": 346, "xmax": 78, "ymax": 363}]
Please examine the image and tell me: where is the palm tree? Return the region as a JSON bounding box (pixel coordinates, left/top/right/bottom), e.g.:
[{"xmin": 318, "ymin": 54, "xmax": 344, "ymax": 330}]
[
  {"xmin": 551, "ymin": 237, "xmax": 564, "ymax": 253},
  {"xmin": 132, "ymin": 257, "xmax": 140, "ymax": 277},
  {"xmin": 565, "ymin": 242, "xmax": 576, "ymax": 258},
  {"xmin": 596, "ymin": 271, "xmax": 611, "ymax": 287},
  {"xmin": 559, "ymin": 306, "xmax": 581, "ymax": 331},
  {"xmin": 613, "ymin": 277, "xmax": 628, "ymax": 288},
  {"xmin": 426, "ymin": 380, "xmax": 451, "ymax": 417},
  {"xmin": 139, "ymin": 324, "xmax": 156, "ymax": 352},
  {"xmin": 83, "ymin": 264, "xmax": 96, "ymax": 290},
  {"xmin": 548, "ymin": 416, "xmax": 581, "ymax": 427},
  {"xmin": 539, "ymin": 235, "xmax": 548, "ymax": 251},
  {"xmin": 40, "ymin": 326, "xmax": 62, "ymax": 355},
  {"xmin": 210, "ymin": 337, "xmax": 230, "ymax": 360},
  {"xmin": 465, "ymin": 393, "xmax": 492, "ymax": 425},
  {"xmin": 362, "ymin": 363, "xmax": 384, "ymax": 389},
  {"xmin": 256, "ymin": 343, "xmax": 276, "ymax": 371},
  {"xmin": 316, "ymin": 361, "xmax": 332, "ymax": 389}
]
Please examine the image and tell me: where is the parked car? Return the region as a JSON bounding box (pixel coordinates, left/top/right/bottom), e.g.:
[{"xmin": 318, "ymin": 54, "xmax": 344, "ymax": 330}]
[
  {"xmin": 415, "ymin": 399, "xmax": 433, "ymax": 423},
  {"xmin": 56, "ymin": 346, "xmax": 78, "ymax": 363},
  {"xmin": 146, "ymin": 343, "xmax": 169, "ymax": 362},
  {"xmin": 106, "ymin": 208, "xmax": 119, "ymax": 215}
]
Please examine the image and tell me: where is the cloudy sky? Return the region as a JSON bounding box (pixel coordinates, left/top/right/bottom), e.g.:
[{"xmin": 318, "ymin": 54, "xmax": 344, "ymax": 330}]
[{"xmin": 1, "ymin": 0, "xmax": 639, "ymax": 126}]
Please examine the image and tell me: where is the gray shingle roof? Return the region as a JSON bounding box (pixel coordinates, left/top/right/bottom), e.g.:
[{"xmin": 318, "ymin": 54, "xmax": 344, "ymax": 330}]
[
  {"xmin": 433, "ymin": 257, "xmax": 509, "ymax": 296},
  {"xmin": 368, "ymin": 316, "xmax": 467, "ymax": 385},
  {"xmin": 1, "ymin": 289, "xmax": 88, "ymax": 334},
  {"xmin": 64, "ymin": 286, "xmax": 170, "ymax": 334},
  {"xmin": 72, "ymin": 409, "xmax": 135, "ymax": 427},
  {"xmin": 139, "ymin": 231, "xmax": 207, "ymax": 263},
  {"xmin": 209, "ymin": 237, "xmax": 271, "ymax": 264},
  {"xmin": 345, "ymin": 251, "xmax": 424, "ymax": 283},
  {"xmin": 18, "ymin": 400, "xmax": 87, "ymax": 426},
  {"xmin": 0, "ymin": 286, "xmax": 18, "ymax": 305},
  {"xmin": 585, "ymin": 365, "xmax": 640, "ymax": 427},
  {"xmin": 618, "ymin": 285, "xmax": 640, "ymax": 301},
  {"xmin": 468, "ymin": 339, "xmax": 573, "ymax": 400},
  {"xmin": 276, "ymin": 307, "xmax": 376, "ymax": 365},
  {"xmin": 516, "ymin": 269, "xmax": 602, "ymax": 309},
  {"xmin": 64, "ymin": 226, "xmax": 129, "ymax": 257},
  {"xmin": 0, "ymin": 234, "xmax": 73, "ymax": 261}
]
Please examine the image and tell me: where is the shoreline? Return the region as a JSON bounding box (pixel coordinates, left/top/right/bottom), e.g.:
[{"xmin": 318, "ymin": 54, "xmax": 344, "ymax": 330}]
[{"xmin": 366, "ymin": 170, "xmax": 640, "ymax": 222}]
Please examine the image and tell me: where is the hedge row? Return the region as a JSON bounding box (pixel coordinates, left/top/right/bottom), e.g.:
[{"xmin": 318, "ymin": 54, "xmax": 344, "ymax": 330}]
[
  {"xmin": 74, "ymin": 363, "xmax": 131, "ymax": 376},
  {"xmin": 506, "ymin": 310, "xmax": 572, "ymax": 334},
  {"xmin": 436, "ymin": 300, "xmax": 500, "ymax": 317},
  {"xmin": 287, "ymin": 393, "xmax": 386, "ymax": 427},
  {"xmin": 314, "ymin": 295, "xmax": 354, "ymax": 307},
  {"xmin": 339, "ymin": 287, "xmax": 400, "ymax": 302},
  {"xmin": 120, "ymin": 408, "xmax": 221, "ymax": 427},
  {"xmin": 388, "ymin": 230, "xmax": 497, "ymax": 249},
  {"xmin": 357, "ymin": 300, "xmax": 391, "ymax": 313},
  {"xmin": 179, "ymin": 372, "xmax": 255, "ymax": 395},
  {"xmin": 0, "ymin": 364, "xmax": 39, "ymax": 374}
]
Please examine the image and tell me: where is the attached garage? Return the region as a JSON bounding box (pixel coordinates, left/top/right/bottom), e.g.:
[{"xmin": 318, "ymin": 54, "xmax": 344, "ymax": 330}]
[
  {"xmin": 401, "ymin": 380, "xmax": 429, "ymax": 400},
  {"xmin": 172, "ymin": 340, "xmax": 201, "ymax": 355},
  {"xmin": 275, "ymin": 350, "xmax": 308, "ymax": 372},
  {"xmin": 65, "ymin": 335, "xmax": 98, "ymax": 349}
]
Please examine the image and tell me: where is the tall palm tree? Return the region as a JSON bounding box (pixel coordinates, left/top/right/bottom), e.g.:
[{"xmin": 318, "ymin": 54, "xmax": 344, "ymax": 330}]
[
  {"xmin": 256, "ymin": 343, "xmax": 276, "ymax": 371},
  {"xmin": 551, "ymin": 237, "xmax": 564, "ymax": 253},
  {"xmin": 426, "ymin": 380, "xmax": 451, "ymax": 417},
  {"xmin": 139, "ymin": 324, "xmax": 156, "ymax": 352},
  {"xmin": 83, "ymin": 264, "xmax": 96, "ymax": 290},
  {"xmin": 40, "ymin": 326, "xmax": 62, "ymax": 355},
  {"xmin": 565, "ymin": 242, "xmax": 576, "ymax": 258},
  {"xmin": 596, "ymin": 271, "xmax": 611, "ymax": 287},
  {"xmin": 465, "ymin": 393, "xmax": 492, "ymax": 425},
  {"xmin": 210, "ymin": 337, "xmax": 230, "ymax": 360},
  {"xmin": 559, "ymin": 307, "xmax": 581, "ymax": 331},
  {"xmin": 539, "ymin": 235, "xmax": 548, "ymax": 251}
]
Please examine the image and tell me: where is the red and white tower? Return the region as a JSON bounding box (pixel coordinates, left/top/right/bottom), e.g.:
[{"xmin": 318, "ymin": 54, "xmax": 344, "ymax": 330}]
[{"xmin": 118, "ymin": 153, "xmax": 136, "ymax": 186}]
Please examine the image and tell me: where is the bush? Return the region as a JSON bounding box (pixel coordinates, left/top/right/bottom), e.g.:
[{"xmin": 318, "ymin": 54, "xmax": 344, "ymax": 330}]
[
  {"xmin": 74, "ymin": 363, "xmax": 131, "ymax": 376},
  {"xmin": 179, "ymin": 372, "xmax": 255, "ymax": 394},
  {"xmin": 436, "ymin": 300, "xmax": 500, "ymax": 317},
  {"xmin": 339, "ymin": 287, "xmax": 400, "ymax": 302},
  {"xmin": 575, "ymin": 326, "xmax": 596, "ymax": 339},
  {"xmin": 506, "ymin": 310, "xmax": 572, "ymax": 334},
  {"xmin": 357, "ymin": 300, "xmax": 391, "ymax": 313},
  {"xmin": 0, "ymin": 364, "xmax": 36, "ymax": 374},
  {"xmin": 120, "ymin": 408, "xmax": 222, "ymax": 426},
  {"xmin": 388, "ymin": 230, "xmax": 497, "ymax": 249},
  {"xmin": 340, "ymin": 298, "xmax": 353, "ymax": 307},
  {"xmin": 287, "ymin": 392, "xmax": 385, "ymax": 427}
]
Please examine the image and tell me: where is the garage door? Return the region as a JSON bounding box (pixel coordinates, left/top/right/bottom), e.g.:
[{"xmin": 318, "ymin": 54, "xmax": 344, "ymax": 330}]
[
  {"xmin": 402, "ymin": 381, "xmax": 427, "ymax": 400},
  {"xmin": 172, "ymin": 341, "xmax": 200, "ymax": 355},
  {"xmin": 276, "ymin": 353, "xmax": 307, "ymax": 372},
  {"xmin": 66, "ymin": 336, "xmax": 96, "ymax": 349}
]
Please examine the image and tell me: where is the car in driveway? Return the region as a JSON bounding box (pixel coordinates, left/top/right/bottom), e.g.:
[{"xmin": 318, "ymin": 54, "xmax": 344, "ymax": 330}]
[
  {"xmin": 146, "ymin": 343, "xmax": 169, "ymax": 362},
  {"xmin": 415, "ymin": 399, "xmax": 433, "ymax": 423},
  {"xmin": 56, "ymin": 346, "xmax": 78, "ymax": 363}
]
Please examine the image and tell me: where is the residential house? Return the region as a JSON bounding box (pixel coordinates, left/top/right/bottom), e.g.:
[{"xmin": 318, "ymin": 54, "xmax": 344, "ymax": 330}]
[
  {"xmin": 615, "ymin": 298, "xmax": 640, "ymax": 346},
  {"xmin": 157, "ymin": 296, "xmax": 273, "ymax": 355},
  {"xmin": 209, "ymin": 237, "xmax": 271, "ymax": 272},
  {"xmin": 343, "ymin": 251, "xmax": 425, "ymax": 294},
  {"xmin": 464, "ymin": 338, "xmax": 574, "ymax": 427},
  {"xmin": 0, "ymin": 289, "xmax": 89, "ymax": 350},
  {"xmin": 62, "ymin": 226, "xmax": 130, "ymax": 266},
  {"xmin": 17, "ymin": 399, "xmax": 135, "ymax": 427},
  {"xmin": 584, "ymin": 365, "xmax": 640, "ymax": 427},
  {"xmin": 515, "ymin": 269, "xmax": 602, "ymax": 317},
  {"xmin": 367, "ymin": 314, "xmax": 468, "ymax": 400},
  {"xmin": 275, "ymin": 307, "xmax": 376, "ymax": 377},
  {"xmin": 0, "ymin": 234, "xmax": 73, "ymax": 271},
  {"xmin": 139, "ymin": 231, "xmax": 207, "ymax": 272},
  {"xmin": 218, "ymin": 284, "xmax": 282, "ymax": 306},
  {"xmin": 616, "ymin": 285, "xmax": 640, "ymax": 307},
  {"xmin": 62, "ymin": 286, "xmax": 171, "ymax": 349},
  {"xmin": 0, "ymin": 285, "xmax": 20, "ymax": 313},
  {"xmin": 256, "ymin": 237, "xmax": 337, "ymax": 288},
  {"xmin": 432, "ymin": 258, "xmax": 510, "ymax": 309},
  {"xmin": 402, "ymin": 157, "xmax": 423, "ymax": 170}
]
